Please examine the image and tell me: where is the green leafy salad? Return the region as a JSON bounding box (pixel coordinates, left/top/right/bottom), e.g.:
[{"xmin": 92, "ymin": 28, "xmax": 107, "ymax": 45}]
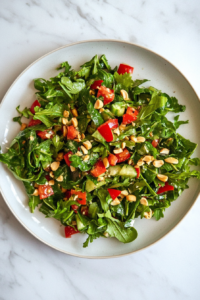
[{"xmin": 0, "ymin": 55, "xmax": 200, "ymax": 247}]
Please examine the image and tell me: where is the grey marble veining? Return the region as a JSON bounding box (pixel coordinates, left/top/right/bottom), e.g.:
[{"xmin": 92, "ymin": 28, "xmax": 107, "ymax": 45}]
[{"xmin": 0, "ymin": 0, "xmax": 200, "ymax": 299}]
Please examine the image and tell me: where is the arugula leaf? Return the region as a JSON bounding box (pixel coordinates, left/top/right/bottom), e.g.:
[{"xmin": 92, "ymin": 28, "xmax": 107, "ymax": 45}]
[
  {"xmin": 76, "ymin": 66, "xmax": 91, "ymax": 79},
  {"xmin": 106, "ymin": 218, "xmax": 138, "ymax": 243},
  {"xmin": 98, "ymin": 69, "xmax": 113, "ymax": 88},
  {"xmin": 80, "ymin": 55, "xmax": 99, "ymax": 75},
  {"xmin": 177, "ymin": 134, "xmax": 197, "ymax": 157},
  {"xmin": 96, "ymin": 188, "xmax": 111, "ymax": 212},
  {"xmin": 164, "ymin": 94, "xmax": 186, "ymax": 113},
  {"xmin": 99, "ymin": 54, "xmax": 111, "ymax": 70},
  {"xmin": 61, "ymin": 77, "xmax": 85, "ymax": 94},
  {"xmin": 34, "ymin": 78, "xmax": 47, "ymax": 92},
  {"xmin": 166, "ymin": 170, "xmax": 200, "ymax": 180},
  {"xmin": 87, "ymin": 102, "xmax": 104, "ymax": 126},
  {"xmin": 153, "ymin": 209, "xmax": 164, "ymax": 221},
  {"xmin": 138, "ymin": 92, "xmax": 168, "ymax": 120},
  {"xmin": 34, "ymin": 115, "xmax": 54, "ymax": 128},
  {"xmin": 35, "ymin": 103, "xmax": 65, "ymax": 117},
  {"xmin": 28, "ymin": 196, "xmax": 41, "ymax": 213},
  {"xmin": 174, "ymin": 115, "xmax": 189, "ymax": 129},
  {"xmin": 116, "ymin": 126, "xmax": 136, "ymax": 141},
  {"xmin": 83, "ymin": 232, "xmax": 104, "ymax": 248},
  {"xmin": 16, "ymin": 105, "xmax": 30, "ymax": 118},
  {"xmin": 188, "ymin": 158, "xmax": 200, "ymax": 166},
  {"xmin": 13, "ymin": 116, "xmax": 22, "ymax": 125},
  {"xmin": 57, "ymin": 61, "xmax": 71, "ymax": 73},
  {"xmin": 114, "ymin": 72, "xmax": 133, "ymax": 90},
  {"xmin": 132, "ymin": 79, "xmax": 149, "ymax": 88},
  {"xmin": 70, "ymin": 153, "xmax": 99, "ymax": 172},
  {"xmin": 65, "ymin": 140, "xmax": 79, "ymax": 153},
  {"xmin": 52, "ymin": 135, "xmax": 64, "ymax": 155}
]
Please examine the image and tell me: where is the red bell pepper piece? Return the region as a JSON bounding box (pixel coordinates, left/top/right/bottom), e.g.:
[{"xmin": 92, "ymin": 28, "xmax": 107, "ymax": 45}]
[
  {"xmin": 157, "ymin": 182, "xmax": 174, "ymax": 194},
  {"xmin": 64, "ymin": 151, "xmax": 73, "ymax": 167},
  {"xmin": 28, "ymin": 119, "xmax": 42, "ymax": 127},
  {"xmin": 105, "ymin": 119, "xmax": 119, "ymax": 129},
  {"xmin": 45, "ymin": 175, "xmax": 51, "ymax": 181},
  {"xmin": 127, "ymin": 107, "xmax": 139, "ymax": 117},
  {"xmin": 71, "ymin": 205, "xmax": 79, "ymax": 213},
  {"xmin": 37, "ymin": 129, "xmax": 54, "ymax": 140},
  {"xmin": 90, "ymin": 80, "xmax": 103, "ymax": 90},
  {"xmin": 65, "ymin": 190, "xmax": 72, "ymax": 199},
  {"xmin": 97, "ymin": 123, "xmax": 113, "ymax": 142},
  {"xmin": 117, "ymin": 63, "xmax": 134, "ymax": 75},
  {"xmin": 67, "ymin": 125, "xmax": 78, "ymax": 140},
  {"xmin": 108, "ymin": 188, "xmax": 121, "ymax": 200},
  {"xmin": 38, "ymin": 185, "xmax": 54, "ymax": 200},
  {"xmin": 108, "ymin": 154, "xmax": 118, "ymax": 166},
  {"xmin": 134, "ymin": 166, "xmax": 140, "ymax": 179},
  {"xmin": 122, "ymin": 113, "xmax": 137, "ymax": 124},
  {"xmin": 152, "ymin": 139, "xmax": 159, "ymax": 148},
  {"xmin": 90, "ymin": 160, "xmax": 106, "ymax": 177},
  {"xmin": 115, "ymin": 148, "xmax": 131, "ymax": 163},
  {"xmin": 97, "ymin": 86, "xmax": 115, "ymax": 105},
  {"xmin": 65, "ymin": 226, "xmax": 79, "ymax": 238},
  {"xmin": 71, "ymin": 190, "xmax": 87, "ymax": 205},
  {"xmin": 30, "ymin": 100, "xmax": 41, "ymax": 114}
]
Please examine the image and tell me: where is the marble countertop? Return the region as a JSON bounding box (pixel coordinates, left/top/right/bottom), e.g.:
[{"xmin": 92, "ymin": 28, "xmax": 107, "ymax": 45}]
[{"xmin": 0, "ymin": 0, "xmax": 200, "ymax": 299}]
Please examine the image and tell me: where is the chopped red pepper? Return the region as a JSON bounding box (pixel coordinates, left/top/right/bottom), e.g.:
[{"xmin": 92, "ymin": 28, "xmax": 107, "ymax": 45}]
[
  {"xmin": 30, "ymin": 100, "xmax": 41, "ymax": 114},
  {"xmin": 127, "ymin": 107, "xmax": 139, "ymax": 117},
  {"xmin": 97, "ymin": 123, "xmax": 113, "ymax": 142},
  {"xmin": 108, "ymin": 188, "xmax": 121, "ymax": 200},
  {"xmin": 152, "ymin": 139, "xmax": 159, "ymax": 148},
  {"xmin": 71, "ymin": 204, "xmax": 79, "ymax": 213},
  {"xmin": 117, "ymin": 63, "xmax": 134, "ymax": 75},
  {"xmin": 45, "ymin": 175, "xmax": 51, "ymax": 181},
  {"xmin": 90, "ymin": 160, "xmax": 106, "ymax": 177},
  {"xmin": 157, "ymin": 182, "xmax": 174, "ymax": 194},
  {"xmin": 67, "ymin": 125, "xmax": 78, "ymax": 140},
  {"xmin": 134, "ymin": 166, "xmax": 140, "ymax": 179},
  {"xmin": 38, "ymin": 185, "xmax": 54, "ymax": 200},
  {"xmin": 122, "ymin": 113, "xmax": 137, "ymax": 124},
  {"xmin": 37, "ymin": 129, "xmax": 54, "ymax": 140},
  {"xmin": 115, "ymin": 148, "xmax": 131, "ymax": 163},
  {"xmin": 28, "ymin": 119, "xmax": 42, "ymax": 127},
  {"xmin": 123, "ymin": 107, "xmax": 139, "ymax": 124},
  {"xmin": 71, "ymin": 190, "xmax": 87, "ymax": 205},
  {"xmin": 108, "ymin": 154, "xmax": 118, "ymax": 166},
  {"xmin": 64, "ymin": 151, "xmax": 73, "ymax": 167},
  {"xmin": 105, "ymin": 119, "xmax": 119, "ymax": 129},
  {"xmin": 65, "ymin": 190, "xmax": 72, "ymax": 199},
  {"xmin": 90, "ymin": 80, "xmax": 103, "ymax": 90},
  {"xmin": 97, "ymin": 86, "xmax": 115, "ymax": 105},
  {"xmin": 65, "ymin": 226, "xmax": 79, "ymax": 238}
]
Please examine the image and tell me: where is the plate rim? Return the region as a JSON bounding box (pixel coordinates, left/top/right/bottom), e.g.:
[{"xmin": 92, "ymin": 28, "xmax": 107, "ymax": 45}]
[{"xmin": 0, "ymin": 39, "xmax": 199, "ymax": 259}]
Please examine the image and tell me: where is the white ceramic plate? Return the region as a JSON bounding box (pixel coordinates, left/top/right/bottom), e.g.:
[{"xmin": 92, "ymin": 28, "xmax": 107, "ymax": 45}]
[{"xmin": 0, "ymin": 40, "xmax": 200, "ymax": 258}]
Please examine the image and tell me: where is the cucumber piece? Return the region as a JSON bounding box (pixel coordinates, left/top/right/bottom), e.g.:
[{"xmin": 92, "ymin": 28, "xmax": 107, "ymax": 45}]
[
  {"xmin": 86, "ymin": 179, "xmax": 96, "ymax": 192},
  {"xmin": 108, "ymin": 165, "xmax": 122, "ymax": 176},
  {"xmin": 76, "ymin": 215, "xmax": 87, "ymax": 231},
  {"xmin": 85, "ymin": 179, "xmax": 106, "ymax": 192},
  {"xmin": 111, "ymin": 102, "xmax": 126, "ymax": 117},
  {"xmin": 101, "ymin": 109, "xmax": 115, "ymax": 121},
  {"xmin": 119, "ymin": 165, "xmax": 137, "ymax": 178}
]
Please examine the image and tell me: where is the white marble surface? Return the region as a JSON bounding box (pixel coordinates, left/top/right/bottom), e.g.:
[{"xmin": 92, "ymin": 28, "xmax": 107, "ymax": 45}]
[{"xmin": 0, "ymin": 0, "xmax": 200, "ymax": 299}]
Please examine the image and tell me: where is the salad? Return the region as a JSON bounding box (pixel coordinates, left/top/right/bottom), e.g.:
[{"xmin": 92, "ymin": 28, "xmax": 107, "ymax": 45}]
[{"xmin": 0, "ymin": 55, "xmax": 200, "ymax": 248}]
